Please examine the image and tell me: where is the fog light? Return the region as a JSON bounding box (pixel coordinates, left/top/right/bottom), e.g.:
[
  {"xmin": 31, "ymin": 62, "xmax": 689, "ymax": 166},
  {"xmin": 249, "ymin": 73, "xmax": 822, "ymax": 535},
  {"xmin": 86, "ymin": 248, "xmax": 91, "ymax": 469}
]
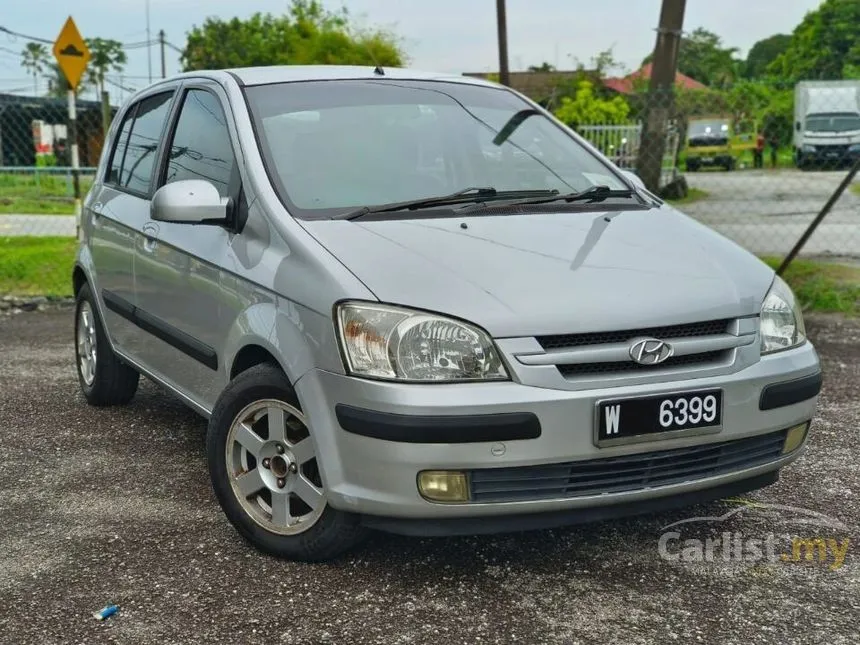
[
  {"xmin": 417, "ymin": 471, "xmax": 469, "ymax": 502},
  {"xmin": 783, "ymin": 422, "xmax": 810, "ymax": 454}
]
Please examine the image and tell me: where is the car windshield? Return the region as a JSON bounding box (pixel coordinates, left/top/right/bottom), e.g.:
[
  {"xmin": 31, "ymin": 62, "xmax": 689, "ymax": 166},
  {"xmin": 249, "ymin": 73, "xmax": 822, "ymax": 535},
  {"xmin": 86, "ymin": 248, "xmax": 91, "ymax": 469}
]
[
  {"xmin": 244, "ymin": 79, "xmax": 627, "ymax": 219},
  {"xmin": 688, "ymin": 120, "xmax": 730, "ymax": 137},
  {"xmin": 804, "ymin": 114, "xmax": 860, "ymax": 133}
]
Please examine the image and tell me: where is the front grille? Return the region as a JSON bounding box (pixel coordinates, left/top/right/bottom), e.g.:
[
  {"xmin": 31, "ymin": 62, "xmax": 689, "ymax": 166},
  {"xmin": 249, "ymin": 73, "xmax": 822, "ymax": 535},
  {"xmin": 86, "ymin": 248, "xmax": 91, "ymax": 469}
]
[
  {"xmin": 557, "ymin": 350, "xmax": 728, "ymax": 378},
  {"xmin": 469, "ymin": 429, "xmax": 787, "ymax": 503},
  {"xmin": 537, "ymin": 319, "xmax": 732, "ymax": 351}
]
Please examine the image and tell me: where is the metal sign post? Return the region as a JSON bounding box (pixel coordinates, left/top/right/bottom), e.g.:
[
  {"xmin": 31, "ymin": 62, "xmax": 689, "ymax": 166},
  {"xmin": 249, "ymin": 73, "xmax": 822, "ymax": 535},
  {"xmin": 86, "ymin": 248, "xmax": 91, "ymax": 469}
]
[{"xmin": 52, "ymin": 16, "xmax": 90, "ymax": 239}]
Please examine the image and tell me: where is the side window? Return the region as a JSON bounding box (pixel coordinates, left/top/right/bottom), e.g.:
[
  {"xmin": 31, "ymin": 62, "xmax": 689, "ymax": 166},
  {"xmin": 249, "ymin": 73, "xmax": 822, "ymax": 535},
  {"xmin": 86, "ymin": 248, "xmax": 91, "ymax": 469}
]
[
  {"xmin": 120, "ymin": 92, "xmax": 174, "ymax": 194},
  {"xmin": 164, "ymin": 89, "xmax": 236, "ymax": 197},
  {"xmin": 107, "ymin": 107, "xmax": 135, "ymax": 185}
]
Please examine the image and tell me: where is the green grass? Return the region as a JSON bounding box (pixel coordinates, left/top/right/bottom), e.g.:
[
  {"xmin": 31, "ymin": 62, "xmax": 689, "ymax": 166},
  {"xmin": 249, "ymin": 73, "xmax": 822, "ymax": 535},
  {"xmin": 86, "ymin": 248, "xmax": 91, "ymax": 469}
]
[
  {"xmin": 850, "ymin": 182, "xmax": 860, "ymax": 197},
  {"xmin": 763, "ymin": 257, "xmax": 860, "ymax": 316},
  {"xmin": 0, "ymin": 236, "xmax": 76, "ymax": 297},
  {"xmin": 665, "ymin": 187, "xmax": 709, "ymax": 205},
  {"xmin": 0, "ymin": 172, "xmax": 93, "ymax": 215}
]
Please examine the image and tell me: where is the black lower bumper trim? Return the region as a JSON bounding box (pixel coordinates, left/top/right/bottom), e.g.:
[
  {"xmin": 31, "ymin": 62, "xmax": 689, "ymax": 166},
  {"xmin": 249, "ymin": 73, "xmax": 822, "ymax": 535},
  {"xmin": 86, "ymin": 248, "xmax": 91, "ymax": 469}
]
[
  {"xmin": 759, "ymin": 371, "xmax": 822, "ymax": 410},
  {"xmin": 335, "ymin": 404, "xmax": 541, "ymax": 443},
  {"xmin": 360, "ymin": 470, "xmax": 779, "ymax": 537}
]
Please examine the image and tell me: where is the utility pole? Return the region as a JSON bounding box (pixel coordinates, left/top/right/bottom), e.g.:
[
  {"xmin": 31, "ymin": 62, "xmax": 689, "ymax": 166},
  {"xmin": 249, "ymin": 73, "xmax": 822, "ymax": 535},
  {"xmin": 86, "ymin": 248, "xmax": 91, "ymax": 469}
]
[
  {"xmin": 100, "ymin": 87, "xmax": 110, "ymax": 137},
  {"xmin": 159, "ymin": 29, "xmax": 166, "ymax": 78},
  {"xmin": 495, "ymin": 0, "xmax": 510, "ymax": 86},
  {"xmin": 68, "ymin": 87, "xmax": 81, "ymax": 234},
  {"xmin": 146, "ymin": 0, "xmax": 152, "ymax": 83},
  {"xmin": 635, "ymin": 0, "xmax": 686, "ymax": 193}
]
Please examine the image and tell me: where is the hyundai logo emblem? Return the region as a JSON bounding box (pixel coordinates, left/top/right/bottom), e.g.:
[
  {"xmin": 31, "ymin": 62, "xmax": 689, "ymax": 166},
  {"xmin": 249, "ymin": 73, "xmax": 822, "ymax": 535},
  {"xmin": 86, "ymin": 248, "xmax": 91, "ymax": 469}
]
[{"xmin": 628, "ymin": 337, "xmax": 674, "ymax": 365}]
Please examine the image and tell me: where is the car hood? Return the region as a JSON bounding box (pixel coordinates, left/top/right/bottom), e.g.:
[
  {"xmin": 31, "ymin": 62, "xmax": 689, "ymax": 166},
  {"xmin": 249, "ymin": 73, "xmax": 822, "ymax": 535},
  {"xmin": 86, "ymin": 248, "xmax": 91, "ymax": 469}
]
[{"xmin": 299, "ymin": 206, "xmax": 774, "ymax": 337}]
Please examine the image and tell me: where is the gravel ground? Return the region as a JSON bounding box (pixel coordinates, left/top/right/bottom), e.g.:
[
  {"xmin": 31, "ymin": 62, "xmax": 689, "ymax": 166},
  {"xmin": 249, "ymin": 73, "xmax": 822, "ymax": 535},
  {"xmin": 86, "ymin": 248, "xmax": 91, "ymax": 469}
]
[{"xmin": 0, "ymin": 309, "xmax": 857, "ymax": 645}]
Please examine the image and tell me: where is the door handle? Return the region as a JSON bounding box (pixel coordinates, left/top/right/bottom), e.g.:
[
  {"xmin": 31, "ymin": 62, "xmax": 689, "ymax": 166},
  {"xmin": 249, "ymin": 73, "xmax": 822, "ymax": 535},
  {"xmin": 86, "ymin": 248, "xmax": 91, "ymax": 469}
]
[{"xmin": 142, "ymin": 223, "xmax": 159, "ymax": 253}]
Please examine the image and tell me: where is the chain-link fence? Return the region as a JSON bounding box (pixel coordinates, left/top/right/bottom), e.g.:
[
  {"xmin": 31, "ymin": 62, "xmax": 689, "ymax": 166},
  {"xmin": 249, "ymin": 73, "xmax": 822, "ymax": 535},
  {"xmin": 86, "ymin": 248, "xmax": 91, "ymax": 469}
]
[
  {"xmin": 0, "ymin": 93, "xmax": 105, "ymax": 298},
  {"xmin": 569, "ymin": 80, "xmax": 860, "ymax": 262},
  {"xmin": 1, "ymin": 80, "xmax": 858, "ymax": 299}
]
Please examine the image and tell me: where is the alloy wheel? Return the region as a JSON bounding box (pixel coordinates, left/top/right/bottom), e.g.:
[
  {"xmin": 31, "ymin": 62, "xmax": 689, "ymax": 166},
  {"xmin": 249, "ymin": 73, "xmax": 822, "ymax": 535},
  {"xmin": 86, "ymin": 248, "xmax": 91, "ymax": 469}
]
[{"xmin": 226, "ymin": 399, "xmax": 326, "ymax": 535}]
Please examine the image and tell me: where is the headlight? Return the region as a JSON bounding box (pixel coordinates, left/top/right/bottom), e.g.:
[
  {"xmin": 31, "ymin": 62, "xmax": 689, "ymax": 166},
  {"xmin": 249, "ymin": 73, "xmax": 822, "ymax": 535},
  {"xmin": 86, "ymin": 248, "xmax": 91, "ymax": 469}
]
[
  {"xmin": 801, "ymin": 144, "xmax": 816, "ymax": 153},
  {"xmin": 848, "ymin": 143, "xmax": 860, "ymax": 153},
  {"xmin": 760, "ymin": 276, "xmax": 806, "ymax": 354},
  {"xmin": 335, "ymin": 302, "xmax": 509, "ymax": 382}
]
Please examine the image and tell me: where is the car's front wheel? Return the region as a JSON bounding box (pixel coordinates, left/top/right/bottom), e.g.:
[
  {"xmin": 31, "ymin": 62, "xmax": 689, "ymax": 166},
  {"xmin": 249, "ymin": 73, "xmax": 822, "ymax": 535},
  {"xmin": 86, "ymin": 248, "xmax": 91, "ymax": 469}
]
[
  {"xmin": 75, "ymin": 283, "xmax": 139, "ymax": 406},
  {"xmin": 206, "ymin": 364, "xmax": 369, "ymax": 561}
]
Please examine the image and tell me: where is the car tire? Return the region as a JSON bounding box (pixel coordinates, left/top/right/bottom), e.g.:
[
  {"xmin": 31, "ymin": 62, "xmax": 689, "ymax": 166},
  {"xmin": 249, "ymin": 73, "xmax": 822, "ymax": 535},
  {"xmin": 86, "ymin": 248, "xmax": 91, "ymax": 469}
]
[
  {"xmin": 75, "ymin": 282, "xmax": 140, "ymax": 406},
  {"xmin": 206, "ymin": 363, "xmax": 370, "ymax": 562}
]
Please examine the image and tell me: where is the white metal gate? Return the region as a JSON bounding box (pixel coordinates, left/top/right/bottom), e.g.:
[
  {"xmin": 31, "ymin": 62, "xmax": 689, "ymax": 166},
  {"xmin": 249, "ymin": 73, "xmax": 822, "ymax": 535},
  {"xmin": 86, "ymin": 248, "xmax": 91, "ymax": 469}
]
[{"xmin": 576, "ymin": 123, "xmax": 680, "ymax": 188}]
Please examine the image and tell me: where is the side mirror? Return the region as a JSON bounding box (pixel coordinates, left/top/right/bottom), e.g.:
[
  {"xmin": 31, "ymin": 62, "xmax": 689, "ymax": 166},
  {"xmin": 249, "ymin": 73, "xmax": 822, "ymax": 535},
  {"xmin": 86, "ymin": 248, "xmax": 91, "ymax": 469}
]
[
  {"xmin": 151, "ymin": 179, "xmax": 231, "ymax": 226},
  {"xmin": 621, "ymin": 169, "xmax": 645, "ymax": 190}
]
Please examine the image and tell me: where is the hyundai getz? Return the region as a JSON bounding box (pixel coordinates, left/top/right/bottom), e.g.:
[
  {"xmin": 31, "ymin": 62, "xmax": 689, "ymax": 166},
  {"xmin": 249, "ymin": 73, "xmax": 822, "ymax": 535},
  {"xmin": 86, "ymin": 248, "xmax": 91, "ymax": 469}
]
[{"xmin": 73, "ymin": 66, "xmax": 822, "ymax": 561}]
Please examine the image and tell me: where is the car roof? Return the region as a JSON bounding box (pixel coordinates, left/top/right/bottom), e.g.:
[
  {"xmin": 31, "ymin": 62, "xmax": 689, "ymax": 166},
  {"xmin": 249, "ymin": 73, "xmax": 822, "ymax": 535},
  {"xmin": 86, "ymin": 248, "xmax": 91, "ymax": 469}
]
[{"xmin": 173, "ymin": 65, "xmax": 499, "ymax": 88}]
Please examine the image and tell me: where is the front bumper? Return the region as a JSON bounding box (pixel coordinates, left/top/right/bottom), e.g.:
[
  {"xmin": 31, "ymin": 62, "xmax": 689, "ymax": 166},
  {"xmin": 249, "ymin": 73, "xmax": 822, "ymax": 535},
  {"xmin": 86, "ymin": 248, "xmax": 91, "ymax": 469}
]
[
  {"xmin": 294, "ymin": 342, "xmax": 820, "ymax": 527},
  {"xmin": 799, "ymin": 148, "xmax": 860, "ymax": 166}
]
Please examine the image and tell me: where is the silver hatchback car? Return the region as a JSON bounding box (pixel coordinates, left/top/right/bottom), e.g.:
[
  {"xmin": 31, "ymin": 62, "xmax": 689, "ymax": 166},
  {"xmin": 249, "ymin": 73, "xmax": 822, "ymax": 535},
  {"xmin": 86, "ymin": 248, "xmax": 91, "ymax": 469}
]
[{"xmin": 74, "ymin": 65, "xmax": 822, "ymax": 561}]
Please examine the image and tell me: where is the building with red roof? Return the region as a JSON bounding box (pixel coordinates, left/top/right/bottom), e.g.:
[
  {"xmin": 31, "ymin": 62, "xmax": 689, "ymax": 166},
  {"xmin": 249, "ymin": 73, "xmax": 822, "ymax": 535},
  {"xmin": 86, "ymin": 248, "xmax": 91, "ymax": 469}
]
[{"xmin": 602, "ymin": 63, "xmax": 707, "ymax": 95}]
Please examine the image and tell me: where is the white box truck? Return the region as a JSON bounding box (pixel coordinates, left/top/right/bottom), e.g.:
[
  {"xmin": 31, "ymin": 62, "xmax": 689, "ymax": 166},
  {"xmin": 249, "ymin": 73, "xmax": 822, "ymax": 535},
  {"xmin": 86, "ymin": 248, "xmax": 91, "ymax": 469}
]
[{"xmin": 794, "ymin": 80, "xmax": 860, "ymax": 169}]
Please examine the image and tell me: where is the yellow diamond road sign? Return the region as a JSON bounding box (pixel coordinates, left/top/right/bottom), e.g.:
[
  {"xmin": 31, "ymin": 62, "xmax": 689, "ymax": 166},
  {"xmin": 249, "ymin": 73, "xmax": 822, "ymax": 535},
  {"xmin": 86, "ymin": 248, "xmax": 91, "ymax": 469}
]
[{"xmin": 52, "ymin": 16, "xmax": 90, "ymax": 90}]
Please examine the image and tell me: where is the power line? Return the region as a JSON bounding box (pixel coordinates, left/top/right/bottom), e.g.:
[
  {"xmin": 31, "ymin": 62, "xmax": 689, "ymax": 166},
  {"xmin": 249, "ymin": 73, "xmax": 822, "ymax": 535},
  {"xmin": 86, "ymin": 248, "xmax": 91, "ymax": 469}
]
[
  {"xmin": 0, "ymin": 25, "xmax": 53, "ymax": 45},
  {"xmin": 1, "ymin": 26, "xmax": 159, "ymax": 51},
  {"xmin": 105, "ymin": 76, "xmax": 138, "ymax": 93}
]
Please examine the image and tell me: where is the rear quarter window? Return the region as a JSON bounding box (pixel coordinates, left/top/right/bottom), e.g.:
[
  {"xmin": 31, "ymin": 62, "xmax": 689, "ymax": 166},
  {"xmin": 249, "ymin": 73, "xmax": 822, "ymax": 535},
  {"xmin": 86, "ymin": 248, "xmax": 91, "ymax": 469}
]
[{"xmin": 105, "ymin": 91, "xmax": 174, "ymax": 195}]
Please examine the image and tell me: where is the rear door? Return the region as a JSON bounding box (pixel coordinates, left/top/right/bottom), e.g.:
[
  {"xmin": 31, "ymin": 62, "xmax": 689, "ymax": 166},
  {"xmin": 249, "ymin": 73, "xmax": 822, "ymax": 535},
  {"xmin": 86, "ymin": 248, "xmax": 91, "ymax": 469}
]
[{"xmin": 88, "ymin": 88, "xmax": 176, "ymax": 357}]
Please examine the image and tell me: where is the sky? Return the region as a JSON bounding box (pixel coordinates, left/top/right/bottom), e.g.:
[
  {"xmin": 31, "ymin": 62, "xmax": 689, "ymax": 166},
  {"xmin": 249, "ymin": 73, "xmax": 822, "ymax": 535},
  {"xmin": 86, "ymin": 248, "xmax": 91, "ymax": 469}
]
[{"xmin": 0, "ymin": 0, "xmax": 823, "ymax": 103}]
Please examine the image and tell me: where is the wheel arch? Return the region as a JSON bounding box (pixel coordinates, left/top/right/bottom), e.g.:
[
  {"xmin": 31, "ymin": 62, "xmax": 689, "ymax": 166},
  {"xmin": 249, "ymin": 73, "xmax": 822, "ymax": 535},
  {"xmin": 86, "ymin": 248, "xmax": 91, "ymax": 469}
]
[
  {"xmin": 73, "ymin": 265, "xmax": 88, "ymax": 295},
  {"xmin": 230, "ymin": 344, "xmax": 281, "ymax": 380},
  {"xmin": 222, "ymin": 298, "xmax": 344, "ymax": 388}
]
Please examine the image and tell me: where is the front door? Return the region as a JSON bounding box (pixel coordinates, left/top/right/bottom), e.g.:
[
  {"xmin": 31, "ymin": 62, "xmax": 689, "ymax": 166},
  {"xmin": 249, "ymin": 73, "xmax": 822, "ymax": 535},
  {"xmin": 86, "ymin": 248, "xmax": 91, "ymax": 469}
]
[{"xmin": 133, "ymin": 84, "xmax": 242, "ymax": 410}]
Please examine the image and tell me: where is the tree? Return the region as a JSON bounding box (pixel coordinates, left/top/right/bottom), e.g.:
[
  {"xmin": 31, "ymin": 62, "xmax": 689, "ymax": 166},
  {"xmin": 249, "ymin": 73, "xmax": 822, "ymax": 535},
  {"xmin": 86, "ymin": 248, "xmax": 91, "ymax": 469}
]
[
  {"xmin": 85, "ymin": 38, "xmax": 127, "ymax": 98},
  {"xmin": 743, "ymin": 34, "xmax": 791, "ymax": 79},
  {"xmin": 643, "ymin": 28, "xmax": 740, "ymax": 86},
  {"xmin": 527, "ymin": 62, "xmax": 555, "ymax": 72},
  {"xmin": 20, "ymin": 42, "xmax": 48, "ymax": 95},
  {"xmin": 45, "ymin": 62, "xmax": 71, "ymax": 98},
  {"xmin": 590, "ymin": 47, "xmax": 624, "ymax": 78},
  {"xmin": 553, "ymin": 80, "xmax": 631, "ymax": 127},
  {"xmin": 182, "ymin": 0, "xmax": 404, "ymax": 71},
  {"xmin": 768, "ymin": 0, "xmax": 860, "ymax": 80}
]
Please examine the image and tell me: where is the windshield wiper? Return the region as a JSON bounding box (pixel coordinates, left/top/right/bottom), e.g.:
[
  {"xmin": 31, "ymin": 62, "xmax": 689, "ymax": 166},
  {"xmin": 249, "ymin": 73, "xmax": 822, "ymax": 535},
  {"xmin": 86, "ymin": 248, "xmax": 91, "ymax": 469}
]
[
  {"xmin": 486, "ymin": 184, "xmax": 640, "ymax": 208},
  {"xmin": 335, "ymin": 187, "xmax": 559, "ymax": 220}
]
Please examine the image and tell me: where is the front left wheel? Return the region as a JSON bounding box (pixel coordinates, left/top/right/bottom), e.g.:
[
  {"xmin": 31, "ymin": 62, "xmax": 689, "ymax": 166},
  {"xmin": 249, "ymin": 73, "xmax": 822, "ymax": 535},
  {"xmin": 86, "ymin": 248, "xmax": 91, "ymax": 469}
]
[{"xmin": 206, "ymin": 364, "xmax": 369, "ymax": 561}]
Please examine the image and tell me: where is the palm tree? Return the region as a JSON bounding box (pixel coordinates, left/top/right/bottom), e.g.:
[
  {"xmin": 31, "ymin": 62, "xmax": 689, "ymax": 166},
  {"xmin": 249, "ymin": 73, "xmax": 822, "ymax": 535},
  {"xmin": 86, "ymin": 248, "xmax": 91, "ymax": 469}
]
[
  {"xmin": 21, "ymin": 42, "xmax": 48, "ymax": 95},
  {"xmin": 45, "ymin": 62, "xmax": 72, "ymax": 98},
  {"xmin": 84, "ymin": 38, "xmax": 127, "ymax": 134},
  {"xmin": 85, "ymin": 38, "xmax": 127, "ymax": 99}
]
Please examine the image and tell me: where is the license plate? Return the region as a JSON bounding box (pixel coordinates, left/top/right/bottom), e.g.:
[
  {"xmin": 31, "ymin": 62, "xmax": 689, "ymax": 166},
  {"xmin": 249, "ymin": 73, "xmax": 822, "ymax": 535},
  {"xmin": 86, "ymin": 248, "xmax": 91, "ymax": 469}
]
[{"xmin": 596, "ymin": 389, "xmax": 722, "ymax": 443}]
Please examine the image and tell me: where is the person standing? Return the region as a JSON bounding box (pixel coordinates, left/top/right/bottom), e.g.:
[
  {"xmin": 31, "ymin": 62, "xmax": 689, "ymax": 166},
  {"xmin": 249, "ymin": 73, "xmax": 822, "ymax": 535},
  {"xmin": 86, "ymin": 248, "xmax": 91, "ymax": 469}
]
[
  {"xmin": 768, "ymin": 132, "xmax": 780, "ymax": 169},
  {"xmin": 754, "ymin": 132, "xmax": 765, "ymax": 169}
]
